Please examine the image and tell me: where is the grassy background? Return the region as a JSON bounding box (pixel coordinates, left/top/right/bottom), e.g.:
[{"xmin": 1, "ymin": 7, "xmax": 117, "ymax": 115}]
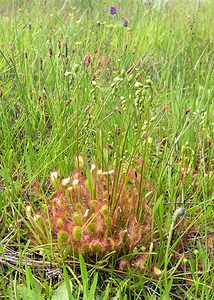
[{"xmin": 0, "ymin": 0, "xmax": 213, "ymax": 298}]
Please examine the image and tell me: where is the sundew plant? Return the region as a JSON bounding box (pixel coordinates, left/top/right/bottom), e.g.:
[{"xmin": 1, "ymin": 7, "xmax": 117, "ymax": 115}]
[{"xmin": 0, "ymin": 0, "xmax": 213, "ymax": 299}]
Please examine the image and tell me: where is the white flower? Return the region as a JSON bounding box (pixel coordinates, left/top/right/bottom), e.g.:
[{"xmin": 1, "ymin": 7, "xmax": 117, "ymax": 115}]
[
  {"xmin": 134, "ymin": 82, "xmax": 142, "ymax": 89},
  {"xmin": 33, "ymin": 214, "xmax": 41, "ymax": 221},
  {"xmin": 72, "ymin": 179, "xmax": 79, "ymax": 186},
  {"xmin": 102, "ymin": 170, "xmax": 114, "ymax": 176},
  {"xmin": 61, "ymin": 177, "xmax": 71, "ymax": 186},
  {"xmin": 26, "ymin": 206, "xmax": 31, "ymax": 217},
  {"xmin": 50, "ymin": 171, "xmax": 58, "ymax": 183},
  {"xmin": 91, "ymin": 164, "xmax": 96, "ymax": 171},
  {"xmin": 97, "ymin": 169, "xmax": 102, "ymax": 175},
  {"xmin": 84, "ymin": 209, "xmax": 89, "ymax": 217},
  {"xmin": 172, "ymin": 207, "xmax": 186, "ymax": 222}
]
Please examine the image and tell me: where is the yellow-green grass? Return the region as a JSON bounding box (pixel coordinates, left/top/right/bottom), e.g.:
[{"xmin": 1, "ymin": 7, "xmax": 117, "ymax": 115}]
[{"xmin": 0, "ymin": 0, "xmax": 213, "ymax": 298}]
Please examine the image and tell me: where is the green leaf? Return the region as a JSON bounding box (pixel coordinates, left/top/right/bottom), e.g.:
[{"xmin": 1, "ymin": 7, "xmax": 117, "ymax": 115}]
[
  {"xmin": 79, "ymin": 252, "xmax": 88, "ymax": 299},
  {"xmin": 88, "ymin": 273, "xmax": 98, "ymax": 300},
  {"xmin": 17, "ymin": 284, "xmax": 43, "ymax": 300},
  {"xmin": 63, "ymin": 266, "xmax": 74, "ymax": 300},
  {"xmin": 101, "ymin": 284, "xmax": 110, "ymax": 300},
  {"xmin": 51, "ymin": 281, "xmax": 74, "ymax": 300}
]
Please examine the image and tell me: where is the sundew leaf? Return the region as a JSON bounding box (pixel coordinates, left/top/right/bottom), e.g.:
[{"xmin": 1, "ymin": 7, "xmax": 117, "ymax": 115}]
[{"xmin": 51, "ymin": 280, "xmax": 74, "ymax": 300}]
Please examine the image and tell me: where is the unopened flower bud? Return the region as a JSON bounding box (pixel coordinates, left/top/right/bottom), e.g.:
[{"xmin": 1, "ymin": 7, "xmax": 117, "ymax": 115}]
[
  {"xmin": 193, "ymin": 249, "xmax": 199, "ymax": 255},
  {"xmin": 183, "ymin": 257, "xmax": 188, "ymax": 264}
]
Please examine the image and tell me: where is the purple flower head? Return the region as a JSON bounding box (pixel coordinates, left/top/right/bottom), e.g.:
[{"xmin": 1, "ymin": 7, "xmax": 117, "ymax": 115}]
[
  {"xmin": 109, "ymin": 5, "xmax": 118, "ymax": 15},
  {"xmin": 123, "ymin": 19, "xmax": 129, "ymax": 27}
]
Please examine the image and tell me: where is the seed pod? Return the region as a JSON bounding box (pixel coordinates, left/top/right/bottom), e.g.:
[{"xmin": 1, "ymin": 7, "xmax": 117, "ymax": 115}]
[
  {"xmin": 127, "ymin": 73, "xmax": 134, "ymax": 83},
  {"xmin": 58, "ymin": 39, "xmax": 61, "ymax": 49},
  {"xmin": 73, "ymin": 63, "xmax": 79, "ymax": 73},
  {"xmin": 49, "ymin": 47, "xmax": 53, "ymax": 57},
  {"xmin": 152, "ymin": 266, "xmax": 162, "ymax": 277},
  {"xmin": 135, "ymin": 90, "xmax": 141, "ymax": 96},
  {"xmin": 141, "ymin": 89, "xmax": 147, "ymax": 96},
  {"xmin": 9, "ymin": 42, "xmax": 14, "ymax": 51},
  {"xmin": 121, "ymin": 69, "xmax": 126, "ymax": 77},
  {"xmin": 146, "ymin": 78, "xmax": 152, "ymax": 85}
]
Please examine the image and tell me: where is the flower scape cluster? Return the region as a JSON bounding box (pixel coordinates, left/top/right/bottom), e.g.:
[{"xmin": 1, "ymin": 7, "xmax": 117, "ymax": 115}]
[{"xmin": 26, "ymin": 159, "xmax": 152, "ymax": 268}]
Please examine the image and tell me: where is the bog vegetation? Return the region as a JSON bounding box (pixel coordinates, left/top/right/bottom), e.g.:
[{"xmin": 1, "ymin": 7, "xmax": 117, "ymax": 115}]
[{"xmin": 0, "ymin": 0, "xmax": 213, "ymax": 299}]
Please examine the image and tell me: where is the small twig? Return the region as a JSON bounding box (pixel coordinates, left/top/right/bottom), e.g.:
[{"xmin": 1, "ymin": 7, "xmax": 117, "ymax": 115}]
[{"xmin": 0, "ymin": 248, "xmax": 60, "ymax": 279}]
